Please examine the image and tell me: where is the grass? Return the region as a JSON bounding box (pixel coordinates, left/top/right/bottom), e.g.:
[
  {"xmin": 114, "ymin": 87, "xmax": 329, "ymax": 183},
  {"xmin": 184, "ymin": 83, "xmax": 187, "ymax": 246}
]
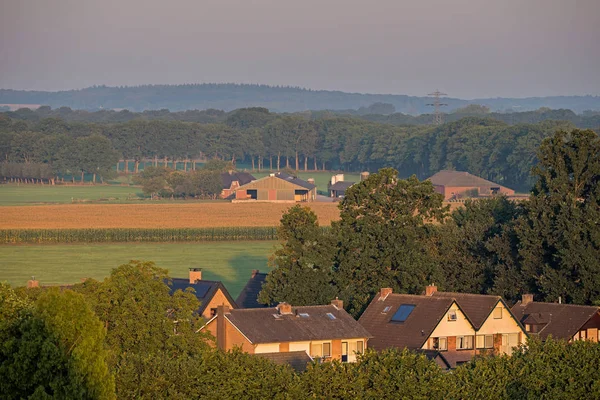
[
  {"xmin": 0, "ymin": 184, "xmax": 144, "ymax": 206},
  {"xmin": 0, "ymin": 242, "xmax": 277, "ymax": 297}
]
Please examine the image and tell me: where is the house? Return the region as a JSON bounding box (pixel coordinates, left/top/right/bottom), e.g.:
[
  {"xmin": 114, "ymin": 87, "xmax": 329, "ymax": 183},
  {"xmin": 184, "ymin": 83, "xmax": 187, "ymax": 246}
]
[
  {"xmin": 328, "ymin": 174, "xmax": 355, "ymax": 198},
  {"xmin": 511, "ymin": 294, "xmax": 600, "ymax": 342},
  {"xmin": 235, "ymin": 269, "xmax": 269, "ymax": 308},
  {"xmin": 169, "ymin": 268, "xmax": 237, "ymax": 320},
  {"xmin": 427, "ymin": 170, "xmax": 515, "ymax": 200},
  {"xmin": 358, "ymin": 286, "xmax": 526, "ymax": 368},
  {"xmin": 221, "ymin": 171, "xmax": 255, "ymax": 198},
  {"xmin": 200, "ymin": 299, "xmax": 372, "ymax": 363},
  {"xmin": 233, "ymin": 172, "xmax": 317, "ymax": 202}
]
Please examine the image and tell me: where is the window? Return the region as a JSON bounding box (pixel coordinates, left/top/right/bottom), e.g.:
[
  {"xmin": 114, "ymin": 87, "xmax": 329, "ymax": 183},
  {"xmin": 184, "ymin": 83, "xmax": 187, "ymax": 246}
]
[
  {"xmin": 525, "ymin": 324, "xmax": 531, "ymax": 332},
  {"xmin": 356, "ymin": 341, "xmax": 364, "ymax": 354},
  {"xmin": 323, "ymin": 343, "xmax": 331, "ymax": 357},
  {"xmin": 342, "ymin": 342, "xmax": 348, "ymax": 362},
  {"xmin": 447, "ymin": 309, "xmax": 457, "ymax": 321},
  {"xmin": 432, "ymin": 337, "xmax": 447, "ymax": 351},
  {"xmin": 391, "ymin": 304, "xmax": 416, "ymax": 322},
  {"xmin": 493, "ymin": 307, "xmax": 503, "ymax": 319},
  {"xmin": 299, "ymin": 313, "xmax": 310, "ymax": 318},
  {"xmin": 382, "ymin": 306, "xmax": 392, "ymax": 313},
  {"xmin": 476, "ymin": 335, "xmax": 494, "ymax": 349},
  {"xmin": 311, "ymin": 343, "xmax": 322, "ymax": 358},
  {"xmin": 326, "ymin": 313, "xmax": 336, "ymax": 320},
  {"xmin": 457, "ymin": 336, "xmax": 474, "ymax": 350},
  {"xmin": 210, "ymin": 308, "xmax": 217, "ymax": 317}
]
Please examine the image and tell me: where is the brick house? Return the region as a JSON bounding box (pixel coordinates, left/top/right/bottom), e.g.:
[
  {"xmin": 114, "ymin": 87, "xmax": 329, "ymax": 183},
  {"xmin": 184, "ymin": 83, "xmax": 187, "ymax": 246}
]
[
  {"xmin": 169, "ymin": 268, "xmax": 237, "ymax": 320},
  {"xmin": 200, "ymin": 299, "xmax": 372, "ymax": 363},
  {"xmin": 359, "ymin": 286, "xmax": 526, "ymax": 368},
  {"xmin": 428, "ymin": 170, "xmax": 515, "ymax": 200},
  {"xmin": 220, "ymin": 171, "xmax": 255, "ymax": 199},
  {"xmin": 511, "ymin": 294, "xmax": 600, "ymax": 342}
]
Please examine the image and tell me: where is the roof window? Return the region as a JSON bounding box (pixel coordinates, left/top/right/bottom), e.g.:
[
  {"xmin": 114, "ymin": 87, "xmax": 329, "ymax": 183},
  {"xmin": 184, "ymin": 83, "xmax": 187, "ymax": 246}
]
[
  {"xmin": 326, "ymin": 313, "xmax": 336, "ymax": 320},
  {"xmin": 382, "ymin": 306, "xmax": 392, "ymax": 313},
  {"xmin": 391, "ymin": 304, "xmax": 416, "ymax": 322},
  {"xmin": 299, "ymin": 313, "xmax": 310, "ymax": 318}
]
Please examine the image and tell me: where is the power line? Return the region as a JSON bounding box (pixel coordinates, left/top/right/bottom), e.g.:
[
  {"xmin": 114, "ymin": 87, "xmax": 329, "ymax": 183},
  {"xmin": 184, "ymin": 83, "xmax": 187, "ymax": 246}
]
[{"xmin": 426, "ymin": 90, "xmax": 448, "ymax": 125}]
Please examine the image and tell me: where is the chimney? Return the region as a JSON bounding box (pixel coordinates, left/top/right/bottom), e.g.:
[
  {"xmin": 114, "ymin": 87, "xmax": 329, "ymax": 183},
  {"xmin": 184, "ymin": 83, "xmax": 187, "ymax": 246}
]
[
  {"xmin": 380, "ymin": 288, "xmax": 393, "ymax": 300},
  {"xmin": 216, "ymin": 305, "xmax": 230, "ymax": 350},
  {"xmin": 425, "ymin": 284, "xmax": 437, "ymax": 296},
  {"xmin": 307, "ymin": 178, "xmax": 315, "ymax": 185},
  {"xmin": 276, "ymin": 302, "xmax": 293, "ymax": 315},
  {"xmin": 27, "ymin": 276, "xmax": 39, "ymax": 289},
  {"xmin": 331, "ymin": 297, "xmax": 344, "ymax": 309},
  {"xmin": 189, "ymin": 268, "xmax": 202, "ymax": 284},
  {"xmin": 251, "ymin": 269, "xmax": 260, "ymax": 278},
  {"xmin": 521, "ymin": 294, "xmax": 534, "ymax": 306}
]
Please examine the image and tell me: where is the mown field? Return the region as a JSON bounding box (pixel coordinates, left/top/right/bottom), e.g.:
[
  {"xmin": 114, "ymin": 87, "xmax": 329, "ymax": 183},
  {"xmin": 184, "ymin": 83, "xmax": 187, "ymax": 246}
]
[
  {"xmin": 0, "ymin": 242, "xmax": 277, "ymax": 296},
  {"xmin": 0, "ymin": 184, "xmax": 144, "ymax": 206},
  {"xmin": 0, "ymin": 203, "xmax": 341, "ymax": 229}
]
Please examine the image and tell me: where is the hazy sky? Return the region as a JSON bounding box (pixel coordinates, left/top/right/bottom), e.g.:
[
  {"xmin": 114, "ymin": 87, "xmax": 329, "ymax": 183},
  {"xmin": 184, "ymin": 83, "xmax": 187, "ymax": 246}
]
[{"xmin": 1, "ymin": 0, "xmax": 599, "ymax": 98}]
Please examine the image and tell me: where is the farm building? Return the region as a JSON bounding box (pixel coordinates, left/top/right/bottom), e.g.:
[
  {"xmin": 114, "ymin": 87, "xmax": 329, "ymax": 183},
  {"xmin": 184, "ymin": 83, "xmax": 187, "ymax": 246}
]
[
  {"xmin": 427, "ymin": 170, "xmax": 515, "ymax": 200},
  {"xmin": 234, "ymin": 172, "xmax": 317, "ymax": 202},
  {"xmin": 328, "ymin": 174, "xmax": 355, "ymax": 198},
  {"xmin": 221, "ymin": 171, "xmax": 255, "ymax": 199}
]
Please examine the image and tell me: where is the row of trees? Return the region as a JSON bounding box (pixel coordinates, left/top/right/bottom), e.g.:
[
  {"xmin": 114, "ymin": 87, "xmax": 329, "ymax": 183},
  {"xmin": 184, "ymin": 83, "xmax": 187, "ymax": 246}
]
[
  {"xmin": 259, "ymin": 129, "xmax": 600, "ymax": 316},
  {"xmin": 1, "ymin": 109, "xmax": 584, "ymax": 190},
  {"xmin": 2, "ymin": 262, "xmax": 600, "ymax": 399}
]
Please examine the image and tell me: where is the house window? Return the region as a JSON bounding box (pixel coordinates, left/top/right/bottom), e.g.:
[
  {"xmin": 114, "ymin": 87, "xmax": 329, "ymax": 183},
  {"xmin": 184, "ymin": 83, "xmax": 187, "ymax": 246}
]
[
  {"xmin": 476, "ymin": 335, "xmax": 494, "ymax": 349},
  {"xmin": 210, "ymin": 308, "xmax": 217, "ymax": 317},
  {"xmin": 356, "ymin": 341, "xmax": 364, "ymax": 354},
  {"xmin": 432, "ymin": 337, "xmax": 447, "ymax": 351},
  {"xmin": 448, "ymin": 309, "xmax": 457, "ymax": 321},
  {"xmin": 311, "ymin": 343, "xmax": 322, "ymax": 358},
  {"xmin": 457, "ymin": 336, "xmax": 474, "ymax": 350},
  {"xmin": 493, "ymin": 307, "xmax": 503, "ymax": 319},
  {"xmin": 525, "ymin": 324, "xmax": 531, "ymax": 332},
  {"xmin": 580, "ymin": 330, "xmax": 587, "ymax": 340},
  {"xmin": 323, "ymin": 343, "xmax": 331, "ymax": 358}
]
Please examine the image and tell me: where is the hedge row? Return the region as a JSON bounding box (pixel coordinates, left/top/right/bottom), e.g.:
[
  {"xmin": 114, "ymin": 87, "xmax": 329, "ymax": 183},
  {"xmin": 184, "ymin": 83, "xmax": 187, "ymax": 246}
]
[{"xmin": 0, "ymin": 227, "xmax": 280, "ymax": 244}]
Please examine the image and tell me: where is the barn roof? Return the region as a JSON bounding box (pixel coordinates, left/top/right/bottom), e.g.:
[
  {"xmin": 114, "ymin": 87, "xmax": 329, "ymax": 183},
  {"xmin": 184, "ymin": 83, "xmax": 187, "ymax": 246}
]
[
  {"xmin": 428, "ymin": 170, "xmax": 506, "ymax": 188},
  {"xmin": 237, "ymin": 173, "xmax": 316, "ymax": 191},
  {"xmin": 329, "ymin": 181, "xmax": 355, "ymax": 191},
  {"xmin": 274, "ymin": 172, "xmax": 316, "ymax": 190}
]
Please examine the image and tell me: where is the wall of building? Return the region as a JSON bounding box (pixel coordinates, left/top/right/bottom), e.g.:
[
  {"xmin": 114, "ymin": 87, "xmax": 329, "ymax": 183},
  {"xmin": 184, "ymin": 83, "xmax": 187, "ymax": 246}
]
[
  {"xmin": 201, "ymin": 288, "xmax": 235, "ymax": 320},
  {"xmin": 427, "ymin": 304, "xmax": 475, "ymax": 341},
  {"xmin": 204, "ymin": 317, "xmax": 255, "ymax": 353}
]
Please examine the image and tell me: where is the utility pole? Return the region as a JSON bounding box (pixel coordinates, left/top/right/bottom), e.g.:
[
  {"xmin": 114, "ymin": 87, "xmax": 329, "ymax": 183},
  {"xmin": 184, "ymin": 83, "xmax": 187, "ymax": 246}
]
[{"xmin": 426, "ymin": 90, "xmax": 448, "ymax": 125}]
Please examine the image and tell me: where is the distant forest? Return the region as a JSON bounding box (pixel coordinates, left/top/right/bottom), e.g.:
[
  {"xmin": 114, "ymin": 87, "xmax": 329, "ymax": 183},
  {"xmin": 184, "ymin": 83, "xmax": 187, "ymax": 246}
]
[
  {"xmin": 1, "ymin": 83, "xmax": 600, "ymax": 113},
  {"xmin": 2, "ymin": 106, "xmax": 598, "ymax": 192}
]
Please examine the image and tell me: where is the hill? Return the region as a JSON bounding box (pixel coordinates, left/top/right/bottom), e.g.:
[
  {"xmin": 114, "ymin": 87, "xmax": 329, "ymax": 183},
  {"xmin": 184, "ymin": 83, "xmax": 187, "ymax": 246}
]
[{"xmin": 1, "ymin": 84, "xmax": 599, "ymax": 113}]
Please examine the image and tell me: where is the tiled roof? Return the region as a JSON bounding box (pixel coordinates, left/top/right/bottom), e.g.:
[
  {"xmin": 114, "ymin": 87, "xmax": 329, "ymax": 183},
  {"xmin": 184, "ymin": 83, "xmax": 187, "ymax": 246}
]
[
  {"xmin": 254, "ymin": 351, "xmax": 313, "ymax": 372},
  {"xmin": 511, "ymin": 301, "xmax": 599, "ymax": 340},
  {"xmin": 225, "ymin": 304, "xmax": 372, "ymax": 344},
  {"xmin": 358, "ymin": 293, "xmax": 455, "ymax": 351},
  {"xmin": 428, "ymin": 170, "xmax": 505, "ymax": 188},
  {"xmin": 438, "ymin": 350, "xmax": 477, "ymax": 369},
  {"xmin": 221, "ymin": 171, "xmax": 255, "ymax": 189},
  {"xmin": 235, "ymin": 271, "xmax": 269, "ymax": 308},
  {"xmin": 432, "ymin": 292, "xmax": 502, "ymax": 329},
  {"xmin": 169, "ymin": 278, "xmax": 237, "ymax": 316}
]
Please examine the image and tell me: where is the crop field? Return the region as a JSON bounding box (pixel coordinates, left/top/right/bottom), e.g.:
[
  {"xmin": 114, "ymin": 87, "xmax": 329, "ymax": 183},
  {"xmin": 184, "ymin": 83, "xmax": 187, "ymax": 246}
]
[
  {"xmin": 0, "ymin": 242, "xmax": 277, "ymax": 296},
  {"xmin": 0, "ymin": 184, "xmax": 144, "ymax": 206},
  {"xmin": 0, "ymin": 202, "xmax": 341, "ymax": 229}
]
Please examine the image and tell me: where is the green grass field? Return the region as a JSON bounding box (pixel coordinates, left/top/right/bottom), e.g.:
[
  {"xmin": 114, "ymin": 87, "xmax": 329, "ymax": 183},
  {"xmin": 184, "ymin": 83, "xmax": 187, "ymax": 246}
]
[
  {"xmin": 0, "ymin": 184, "xmax": 145, "ymax": 206},
  {"xmin": 0, "ymin": 242, "xmax": 277, "ymax": 297}
]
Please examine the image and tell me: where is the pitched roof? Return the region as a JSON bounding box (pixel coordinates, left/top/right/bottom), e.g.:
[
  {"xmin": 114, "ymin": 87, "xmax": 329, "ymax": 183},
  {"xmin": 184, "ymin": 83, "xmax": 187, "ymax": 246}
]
[
  {"xmin": 235, "ymin": 271, "xmax": 269, "ymax": 308},
  {"xmin": 428, "ymin": 170, "xmax": 506, "ymax": 188},
  {"xmin": 416, "ymin": 349, "xmax": 452, "ymax": 370},
  {"xmin": 438, "ymin": 350, "xmax": 477, "ymax": 369},
  {"xmin": 221, "ymin": 171, "xmax": 255, "ymax": 189},
  {"xmin": 169, "ymin": 278, "xmax": 237, "ymax": 316},
  {"xmin": 254, "ymin": 351, "xmax": 313, "ymax": 372},
  {"xmin": 358, "ymin": 293, "xmax": 455, "ymax": 351},
  {"xmin": 274, "ymin": 172, "xmax": 316, "ymax": 190},
  {"xmin": 432, "ymin": 292, "xmax": 502, "ymax": 329},
  {"xmin": 224, "ymin": 304, "xmax": 372, "ymax": 344},
  {"xmin": 511, "ymin": 301, "xmax": 599, "ymax": 340},
  {"xmin": 329, "ymin": 181, "xmax": 355, "ymax": 191}
]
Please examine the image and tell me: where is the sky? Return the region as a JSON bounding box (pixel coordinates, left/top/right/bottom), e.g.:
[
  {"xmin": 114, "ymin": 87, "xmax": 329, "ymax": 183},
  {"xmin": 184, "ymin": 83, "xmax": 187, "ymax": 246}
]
[{"xmin": 0, "ymin": 0, "xmax": 599, "ymax": 99}]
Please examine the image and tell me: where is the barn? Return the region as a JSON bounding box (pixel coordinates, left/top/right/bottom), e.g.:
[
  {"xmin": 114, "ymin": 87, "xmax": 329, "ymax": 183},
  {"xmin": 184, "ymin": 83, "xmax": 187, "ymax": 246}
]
[
  {"xmin": 234, "ymin": 172, "xmax": 317, "ymax": 202},
  {"xmin": 428, "ymin": 170, "xmax": 515, "ymax": 200}
]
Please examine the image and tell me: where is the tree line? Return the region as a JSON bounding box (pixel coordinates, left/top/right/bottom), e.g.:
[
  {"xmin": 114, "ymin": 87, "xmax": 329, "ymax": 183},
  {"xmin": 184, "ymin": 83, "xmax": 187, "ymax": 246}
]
[
  {"xmin": 259, "ymin": 129, "xmax": 600, "ymax": 316},
  {"xmin": 2, "ymin": 262, "xmax": 599, "ymax": 399},
  {"xmin": 0, "ymin": 109, "xmax": 589, "ymax": 191}
]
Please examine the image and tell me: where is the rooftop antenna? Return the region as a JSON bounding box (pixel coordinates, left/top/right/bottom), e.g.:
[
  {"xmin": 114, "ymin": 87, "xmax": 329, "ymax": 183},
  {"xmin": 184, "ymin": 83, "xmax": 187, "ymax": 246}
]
[{"xmin": 427, "ymin": 90, "xmax": 448, "ymax": 125}]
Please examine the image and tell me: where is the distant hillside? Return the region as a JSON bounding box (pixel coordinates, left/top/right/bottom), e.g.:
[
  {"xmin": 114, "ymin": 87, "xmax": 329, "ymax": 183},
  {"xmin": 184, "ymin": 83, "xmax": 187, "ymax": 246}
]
[{"xmin": 1, "ymin": 84, "xmax": 599, "ymax": 113}]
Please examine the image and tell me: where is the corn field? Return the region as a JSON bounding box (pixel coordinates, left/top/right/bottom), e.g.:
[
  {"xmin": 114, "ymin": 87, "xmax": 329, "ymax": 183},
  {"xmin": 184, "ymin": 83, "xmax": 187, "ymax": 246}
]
[{"xmin": 0, "ymin": 227, "xmax": 281, "ymax": 244}]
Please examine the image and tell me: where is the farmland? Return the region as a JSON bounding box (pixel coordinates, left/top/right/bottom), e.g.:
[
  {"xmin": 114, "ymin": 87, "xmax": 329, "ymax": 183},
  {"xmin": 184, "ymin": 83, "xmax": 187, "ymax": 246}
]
[
  {"xmin": 0, "ymin": 242, "xmax": 277, "ymax": 296},
  {"xmin": 0, "ymin": 184, "xmax": 144, "ymax": 206}
]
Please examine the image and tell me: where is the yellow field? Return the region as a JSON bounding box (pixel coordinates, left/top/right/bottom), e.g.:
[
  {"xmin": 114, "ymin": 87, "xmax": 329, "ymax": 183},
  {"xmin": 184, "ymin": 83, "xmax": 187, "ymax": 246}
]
[{"xmin": 1, "ymin": 203, "xmax": 342, "ymax": 229}]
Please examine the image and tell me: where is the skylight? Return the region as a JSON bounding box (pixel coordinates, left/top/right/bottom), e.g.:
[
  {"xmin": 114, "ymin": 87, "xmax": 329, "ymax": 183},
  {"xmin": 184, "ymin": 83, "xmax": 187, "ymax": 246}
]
[
  {"xmin": 391, "ymin": 304, "xmax": 416, "ymax": 322},
  {"xmin": 382, "ymin": 306, "xmax": 392, "ymax": 313},
  {"xmin": 326, "ymin": 313, "xmax": 336, "ymax": 320},
  {"xmin": 299, "ymin": 313, "xmax": 310, "ymax": 318}
]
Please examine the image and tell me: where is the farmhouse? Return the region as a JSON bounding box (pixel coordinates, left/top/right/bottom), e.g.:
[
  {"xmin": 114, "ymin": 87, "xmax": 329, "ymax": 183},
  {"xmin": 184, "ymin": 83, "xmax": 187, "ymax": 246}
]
[
  {"xmin": 201, "ymin": 299, "xmax": 372, "ymax": 363},
  {"xmin": 169, "ymin": 268, "xmax": 237, "ymax": 320},
  {"xmin": 220, "ymin": 171, "xmax": 255, "ymax": 198},
  {"xmin": 428, "ymin": 170, "xmax": 515, "ymax": 200},
  {"xmin": 511, "ymin": 295, "xmax": 600, "ymax": 342},
  {"xmin": 233, "ymin": 172, "xmax": 317, "ymax": 202},
  {"xmin": 359, "ymin": 286, "xmax": 526, "ymax": 368},
  {"xmin": 236, "ymin": 269, "xmax": 269, "ymax": 308}
]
